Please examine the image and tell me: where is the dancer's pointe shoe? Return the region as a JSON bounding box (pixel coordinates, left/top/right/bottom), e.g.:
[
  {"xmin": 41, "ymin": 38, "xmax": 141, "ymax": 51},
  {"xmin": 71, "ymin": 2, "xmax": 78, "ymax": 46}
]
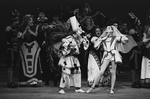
[
  {"xmin": 59, "ymin": 89, "xmax": 65, "ymax": 94},
  {"xmin": 75, "ymin": 89, "xmax": 85, "ymax": 93},
  {"xmin": 86, "ymin": 87, "xmax": 94, "ymax": 93},
  {"xmin": 110, "ymin": 89, "xmax": 114, "ymax": 94},
  {"xmin": 7, "ymin": 82, "xmax": 17, "ymax": 88}
]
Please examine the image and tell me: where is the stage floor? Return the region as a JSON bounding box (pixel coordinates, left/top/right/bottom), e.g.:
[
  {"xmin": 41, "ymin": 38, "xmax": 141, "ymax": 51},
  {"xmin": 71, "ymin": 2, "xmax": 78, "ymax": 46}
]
[{"xmin": 0, "ymin": 63, "xmax": 150, "ymax": 99}]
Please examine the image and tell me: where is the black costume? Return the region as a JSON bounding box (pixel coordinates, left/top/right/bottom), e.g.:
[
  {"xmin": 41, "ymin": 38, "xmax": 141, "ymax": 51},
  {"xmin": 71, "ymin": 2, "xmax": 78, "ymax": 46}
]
[
  {"xmin": 128, "ymin": 12, "xmax": 143, "ymax": 88},
  {"xmin": 5, "ymin": 9, "xmax": 20, "ymax": 88}
]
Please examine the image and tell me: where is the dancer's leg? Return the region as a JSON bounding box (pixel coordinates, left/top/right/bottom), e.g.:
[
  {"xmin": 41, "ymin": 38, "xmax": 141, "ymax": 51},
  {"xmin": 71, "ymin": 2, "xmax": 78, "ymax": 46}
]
[
  {"xmin": 87, "ymin": 59, "xmax": 110, "ymax": 93},
  {"xmin": 8, "ymin": 68, "xmax": 13, "ymax": 83},
  {"xmin": 110, "ymin": 61, "xmax": 117, "ymax": 94}
]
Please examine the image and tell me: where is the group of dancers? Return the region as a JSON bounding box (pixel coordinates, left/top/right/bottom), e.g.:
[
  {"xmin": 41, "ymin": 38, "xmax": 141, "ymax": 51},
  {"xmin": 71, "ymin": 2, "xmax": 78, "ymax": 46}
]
[{"xmin": 5, "ymin": 3, "xmax": 150, "ymax": 94}]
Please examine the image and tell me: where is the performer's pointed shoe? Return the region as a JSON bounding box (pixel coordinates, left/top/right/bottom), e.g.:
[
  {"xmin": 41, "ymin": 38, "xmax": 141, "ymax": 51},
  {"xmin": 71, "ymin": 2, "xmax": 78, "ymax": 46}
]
[
  {"xmin": 29, "ymin": 81, "xmax": 38, "ymax": 87},
  {"xmin": 45, "ymin": 81, "xmax": 49, "ymax": 86},
  {"xmin": 86, "ymin": 87, "xmax": 94, "ymax": 93},
  {"xmin": 7, "ymin": 82, "xmax": 17, "ymax": 88},
  {"xmin": 75, "ymin": 89, "xmax": 85, "ymax": 93},
  {"xmin": 110, "ymin": 89, "xmax": 114, "ymax": 94},
  {"xmin": 59, "ymin": 89, "xmax": 65, "ymax": 94},
  {"xmin": 132, "ymin": 82, "xmax": 141, "ymax": 88}
]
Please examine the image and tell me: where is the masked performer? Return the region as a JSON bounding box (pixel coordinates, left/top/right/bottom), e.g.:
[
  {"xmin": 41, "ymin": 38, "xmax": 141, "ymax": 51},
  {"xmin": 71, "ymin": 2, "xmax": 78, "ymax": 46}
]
[
  {"xmin": 17, "ymin": 14, "xmax": 46, "ymax": 86},
  {"xmin": 5, "ymin": 9, "xmax": 20, "ymax": 88},
  {"xmin": 36, "ymin": 11, "xmax": 50, "ymax": 85},
  {"xmin": 86, "ymin": 25, "xmax": 128, "ymax": 94},
  {"xmin": 58, "ymin": 16, "xmax": 86, "ymax": 94}
]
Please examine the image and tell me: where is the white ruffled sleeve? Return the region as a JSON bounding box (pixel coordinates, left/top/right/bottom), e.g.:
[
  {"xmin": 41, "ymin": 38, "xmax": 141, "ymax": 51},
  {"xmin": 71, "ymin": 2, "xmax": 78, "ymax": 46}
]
[{"xmin": 91, "ymin": 36, "xmax": 102, "ymax": 49}]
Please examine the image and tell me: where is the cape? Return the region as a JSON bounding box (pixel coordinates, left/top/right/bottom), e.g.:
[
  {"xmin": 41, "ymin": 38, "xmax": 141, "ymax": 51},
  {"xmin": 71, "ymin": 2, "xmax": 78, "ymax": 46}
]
[{"xmin": 117, "ymin": 35, "xmax": 137, "ymax": 53}]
